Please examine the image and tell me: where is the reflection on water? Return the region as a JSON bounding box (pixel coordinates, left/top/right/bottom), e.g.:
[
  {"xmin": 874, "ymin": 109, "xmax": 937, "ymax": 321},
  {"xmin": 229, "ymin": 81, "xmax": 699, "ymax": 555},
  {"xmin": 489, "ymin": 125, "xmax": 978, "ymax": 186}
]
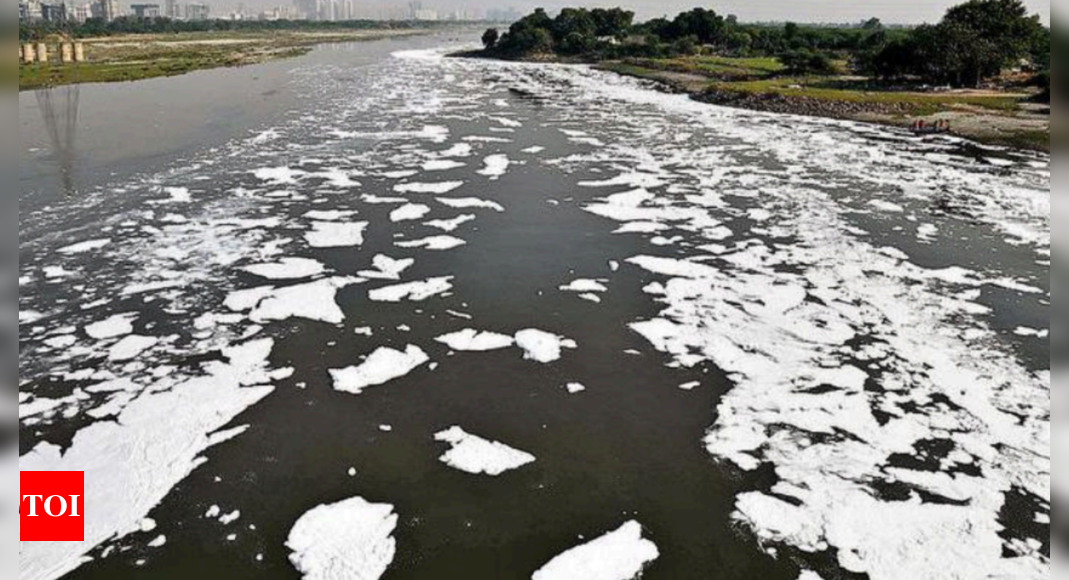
[{"xmin": 35, "ymin": 86, "xmax": 80, "ymax": 197}]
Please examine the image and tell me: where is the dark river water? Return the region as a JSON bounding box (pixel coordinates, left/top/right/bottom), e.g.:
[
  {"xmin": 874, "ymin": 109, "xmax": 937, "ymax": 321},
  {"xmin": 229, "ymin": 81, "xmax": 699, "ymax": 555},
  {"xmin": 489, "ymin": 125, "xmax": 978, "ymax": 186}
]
[{"xmin": 18, "ymin": 32, "xmax": 1050, "ymax": 580}]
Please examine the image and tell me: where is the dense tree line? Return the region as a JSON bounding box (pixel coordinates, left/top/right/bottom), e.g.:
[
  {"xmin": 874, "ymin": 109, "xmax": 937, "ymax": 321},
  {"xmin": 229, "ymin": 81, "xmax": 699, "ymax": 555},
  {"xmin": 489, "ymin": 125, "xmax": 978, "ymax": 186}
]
[
  {"xmin": 19, "ymin": 17, "xmax": 426, "ymax": 42},
  {"xmin": 868, "ymin": 0, "xmax": 1045, "ymax": 86},
  {"xmin": 483, "ymin": 0, "xmax": 1046, "ymax": 86}
]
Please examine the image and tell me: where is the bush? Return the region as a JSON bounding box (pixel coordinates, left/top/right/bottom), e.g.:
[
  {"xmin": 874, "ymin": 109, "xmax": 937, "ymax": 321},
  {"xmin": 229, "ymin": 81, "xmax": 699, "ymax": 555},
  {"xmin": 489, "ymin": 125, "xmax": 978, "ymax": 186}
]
[
  {"xmin": 778, "ymin": 49, "xmax": 837, "ymax": 75},
  {"xmin": 482, "ymin": 28, "xmax": 499, "ymax": 50}
]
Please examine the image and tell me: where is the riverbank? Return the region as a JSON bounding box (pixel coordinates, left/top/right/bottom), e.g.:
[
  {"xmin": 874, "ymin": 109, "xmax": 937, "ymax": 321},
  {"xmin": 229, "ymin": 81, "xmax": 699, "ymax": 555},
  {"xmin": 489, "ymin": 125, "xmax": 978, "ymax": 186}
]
[
  {"xmin": 18, "ymin": 29, "xmax": 429, "ymax": 91},
  {"xmin": 597, "ymin": 59, "xmax": 1049, "ymax": 153}
]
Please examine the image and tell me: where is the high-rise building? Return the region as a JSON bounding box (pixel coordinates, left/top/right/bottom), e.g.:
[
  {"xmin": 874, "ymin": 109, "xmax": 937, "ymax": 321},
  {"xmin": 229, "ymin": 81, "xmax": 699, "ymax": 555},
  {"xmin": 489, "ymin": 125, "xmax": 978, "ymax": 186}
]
[
  {"xmin": 185, "ymin": 2, "xmax": 209, "ymax": 20},
  {"xmin": 40, "ymin": 2, "xmax": 68, "ymax": 22},
  {"xmin": 131, "ymin": 3, "xmax": 161, "ymax": 18},
  {"xmin": 20, "ymin": 1, "xmax": 44, "ymax": 21},
  {"xmin": 98, "ymin": 0, "xmax": 120, "ymax": 22},
  {"xmin": 164, "ymin": 0, "xmax": 179, "ymax": 18}
]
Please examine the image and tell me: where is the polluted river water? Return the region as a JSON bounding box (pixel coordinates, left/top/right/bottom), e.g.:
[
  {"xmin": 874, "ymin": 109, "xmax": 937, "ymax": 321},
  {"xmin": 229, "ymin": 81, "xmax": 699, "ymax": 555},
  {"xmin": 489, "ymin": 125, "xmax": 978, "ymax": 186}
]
[{"xmin": 18, "ymin": 32, "xmax": 1049, "ymax": 580}]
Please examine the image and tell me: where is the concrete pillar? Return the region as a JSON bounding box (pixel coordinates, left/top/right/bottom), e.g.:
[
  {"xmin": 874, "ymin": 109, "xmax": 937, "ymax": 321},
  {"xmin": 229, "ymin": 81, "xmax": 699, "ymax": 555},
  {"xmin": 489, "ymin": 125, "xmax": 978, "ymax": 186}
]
[
  {"xmin": 23, "ymin": 43, "xmax": 36, "ymax": 64},
  {"xmin": 73, "ymin": 43, "xmax": 86, "ymax": 62},
  {"xmin": 61, "ymin": 43, "xmax": 73, "ymax": 63},
  {"xmin": 36, "ymin": 43, "xmax": 48, "ymax": 64}
]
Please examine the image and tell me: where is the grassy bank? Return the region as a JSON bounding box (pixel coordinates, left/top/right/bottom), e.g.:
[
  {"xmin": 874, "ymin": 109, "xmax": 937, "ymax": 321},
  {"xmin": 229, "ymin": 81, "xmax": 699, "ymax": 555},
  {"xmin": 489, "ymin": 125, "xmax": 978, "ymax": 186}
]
[
  {"xmin": 19, "ymin": 29, "xmax": 427, "ymax": 91},
  {"xmin": 598, "ymin": 57, "xmax": 1049, "ymax": 152}
]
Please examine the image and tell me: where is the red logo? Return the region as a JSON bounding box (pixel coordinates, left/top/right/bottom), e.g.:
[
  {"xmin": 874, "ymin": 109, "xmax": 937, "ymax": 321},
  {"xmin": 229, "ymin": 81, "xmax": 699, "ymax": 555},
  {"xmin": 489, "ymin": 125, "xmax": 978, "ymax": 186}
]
[{"xmin": 20, "ymin": 471, "xmax": 85, "ymax": 541}]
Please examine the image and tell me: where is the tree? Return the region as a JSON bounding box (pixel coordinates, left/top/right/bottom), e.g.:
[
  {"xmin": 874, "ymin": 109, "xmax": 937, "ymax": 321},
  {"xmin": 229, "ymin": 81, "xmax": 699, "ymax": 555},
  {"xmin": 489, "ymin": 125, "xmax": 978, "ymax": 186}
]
[
  {"xmin": 779, "ymin": 49, "xmax": 837, "ymax": 75},
  {"xmin": 670, "ymin": 8, "xmax": 726, "ymax": 46},
  {"xmin": 862, "ymin": 17, "xmax": 883, "ymax": 30},
  {"xmin": 590, "ymin": 8, "xmax": 633, "ymax": 39},
  {"xmin": 935, "ymin": 0, "xmax": 1043, "ymax": 85},
  {"xmin": 482, "ymin": 28, "xmax": 499, "ymax": 50}
]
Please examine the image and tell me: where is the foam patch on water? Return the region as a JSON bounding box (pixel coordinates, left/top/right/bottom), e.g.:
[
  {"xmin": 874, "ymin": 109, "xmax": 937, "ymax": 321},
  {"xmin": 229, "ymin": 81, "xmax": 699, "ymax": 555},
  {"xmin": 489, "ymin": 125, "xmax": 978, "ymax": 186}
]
[
  {"xmin": 58, "ymin": 239, "xmax": 111, "ymax": 255},
  {"xmin": 514, "ymin": 329, "xmax": 577, "ymax": 363},
  {"xmin": 532, "ymin": 520, "xmax": 659, "ymax": 580},
  {"xmin": 436, "ymin": 197, "xmax": 504, "ymax": 212},
  {"xmin": 389, "ymin": 204, "xmax": 432, "ymax": 222},
  {"xmin": 286, "ymin": 496, "xmax": 397, "ymax": 580},
  {"xmin": 358, "ymin": 255, "xmax": 415, "ymax": 281},
  {"xmin": 393, "ymin": 181, "xmax": 464, "ymax": 195},
  {"xmin": 305, "ymin": 221, "xmax": 369, "ymax": 248},
  {"xmin": 250, "ymin": 278, "xmax": 363, "ymax": 324},
  {"xmin": 330, "ymin": 345, "xmax": 429, "ymax": 395},
  {"xmin": 435, "ymin": 328, "xmax": 515, "ymax": 351},
  {"xmin": 477, "ymin": 155, "xmax": 511, "ymax": 180},
  {"xmin": 85, "ymin": 314, "xmax": 137, "ymax": 340},
  {"xmin": 560, "ymin": 279, "xmax": 608, "ymax": 293},
  {"xmin": 368, "ymin": 277, "xmax": 453, "ymax": 302},
  {"xmin": 422, "ymin": 159, "xmax": 466, "ymax": 171},
  {"xmin": 19, "ymin": 339, "xmax": 278, "ymax": 580},
  {"xmin": 424, "ymin": 214, "xmax": 476, "ymax": 232},
  {"xmin": 242, "ymin": 258, "xmax": 327, "ymax": 280},
  {"xmin": 108, "ymin": 335, "xmax": 159, "ymax": 362},
  {"xmin": 395, "ymin": 236, "xmax": 466, "ymax": 251},
  {"xmin": 433, "ymin": 426, "xmax": 535, "ymax": 476}
]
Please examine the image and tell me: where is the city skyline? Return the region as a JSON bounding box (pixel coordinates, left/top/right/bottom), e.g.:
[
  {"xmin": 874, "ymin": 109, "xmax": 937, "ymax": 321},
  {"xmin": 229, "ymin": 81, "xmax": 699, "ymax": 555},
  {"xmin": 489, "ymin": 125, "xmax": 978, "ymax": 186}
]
[{"xmin": 19, "ymin": 0, "xmax": 1051, "ymax": 24}]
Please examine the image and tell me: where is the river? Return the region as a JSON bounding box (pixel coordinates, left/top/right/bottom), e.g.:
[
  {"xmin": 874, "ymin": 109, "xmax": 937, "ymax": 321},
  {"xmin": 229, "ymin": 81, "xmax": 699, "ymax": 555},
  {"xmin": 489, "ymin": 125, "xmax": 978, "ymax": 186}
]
[{"xmin": 18, "ymin": 32, "xmax": 1050, "ymax": 580}]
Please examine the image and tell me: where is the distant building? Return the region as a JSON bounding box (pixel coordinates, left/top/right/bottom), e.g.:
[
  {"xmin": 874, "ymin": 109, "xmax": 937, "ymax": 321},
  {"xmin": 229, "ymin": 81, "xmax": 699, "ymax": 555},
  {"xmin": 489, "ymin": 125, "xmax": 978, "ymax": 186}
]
[
  {"xmin": 40, "ymin": 2, "xmax": 68, "ymax": 22},
  {"xmin": 414, "ymin": 8, "xmax": 438, "ymax": 21},
  {"xmin": 72, "ymin": 2, "xmax": 91, "ymax": 22},
  {"xmin": 130, "ymin": 3, "xmax": 161, "ymax": 18},
  {"xmin": 185, "ymin": 2, "xmax": 209, "ymax": 20},
  {"xmin": 97, "ymin": 0, "xmax": 119, "ymax": 22},
  {"xmin": 164, "ymin": 0, "xmax": 180, "ymax": 19},
  {"xmin": 20, "ymin": 1, "xmax": 43, "ymax": 21}
]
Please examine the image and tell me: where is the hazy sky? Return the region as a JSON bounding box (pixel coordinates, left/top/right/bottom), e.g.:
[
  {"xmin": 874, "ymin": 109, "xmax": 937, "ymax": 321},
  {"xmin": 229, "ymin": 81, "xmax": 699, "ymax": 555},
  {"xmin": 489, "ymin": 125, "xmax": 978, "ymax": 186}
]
[{"xmin": 212, "ymin": 0, "xmax": 1050, "ymax": 26}]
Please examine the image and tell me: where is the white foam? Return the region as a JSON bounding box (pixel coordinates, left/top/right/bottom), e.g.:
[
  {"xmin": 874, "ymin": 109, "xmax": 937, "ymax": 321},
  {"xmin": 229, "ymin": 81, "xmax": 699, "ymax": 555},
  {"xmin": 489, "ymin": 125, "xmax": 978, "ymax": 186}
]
[
  {"xmin": 435, "ymin": 329, "xmax": 515, "ymax": 351},
  {"xmin": 358, "ymin": 255, "xmax": 415, "ymax": 280},
  {"xmin": 242, "ymin": 258, "xmax": 327, "ymax": 280},
  {"xmin": 254, "ymin": 167, "xmax": 305, "ymax": 184},
  {"xmin": 304, "ymin": 210, "xmax": 357, "ymax": 221},
  {"xmin": 424, "ymin": 214, "xmax": 476, "ymax": 232},
  {"xmin": 393, "ymin": 181, "xmax": 464, "ymax": 195},
  {"xmin": 147, "ymin": 535, "xmax": 167, "ymax": 548},
  {"xmin": 20, "ymin": 339, "xmax": 277, "ymax": 580},
  {"xmin": 86, "ymin": 314, "xmax": 137, "ymax": 340},
  {"xmin": 108, "ymin": 335, "xmax": 159, "ymax": 362},
  {"xmin": 477, "ymin": 154, "xmax": 511, "ymax": 180},
  {"xmin": 433, "ymin": 426, "xmax": 535, "ymax": 476},
  {"xmin": 438, "ymin": 143, "xmax": 473, "ymax": 157},
  {"xmin": 565, "ymin": 383, "xmax": 587, "ymax": 394},
  {"xmin": 560, "ymin": 279, "xmax": 608, "ymax": 293},
  {"xmin": 422, "ymin": 159, "xmax": 466, "ymax": 171},
  {"xmin": 522, "ymin": 146, "xmax": 546, "ymax": 154},
  {"xmin": 514, "ymin": 329, "xmax": 576, "ymax": 363},
  {"xmin": 368, "ymin": 277, "xmax": 453, "ymax": 302},
  {"xmin": 251, "ymin": 278, "xmax": 362, "ymax": 325},
  {"xmin": 305, "ymin": 221, "xmax": 369, "ymax": 248},
  {"xmin": 395, "ymin": 236, "xmax": 466, "ymax": 251},
  {"xmin": 58, "ymin": 239, "xmax": 111, "ymax": 255},
  {"xmin": 330, "ymin": 345, "xmax": 429, "ymax": 395},
  {"xmin": 436, "ymin": 197, "xmax": 504, "ymax": 212},
  {"xmin": 390, "ymin": 204, "xmax": 432, "ymax": 222},
  {"xmin": 286, "ymin": 497, "xmax": 397, "ymax": 580},
  {"xmin": 219, "ymin": 510, "xmax": 241, "ymax": 525},
  {"xmin": 531, "ymin": 521, "xmax": 659, "ymax": 580}
]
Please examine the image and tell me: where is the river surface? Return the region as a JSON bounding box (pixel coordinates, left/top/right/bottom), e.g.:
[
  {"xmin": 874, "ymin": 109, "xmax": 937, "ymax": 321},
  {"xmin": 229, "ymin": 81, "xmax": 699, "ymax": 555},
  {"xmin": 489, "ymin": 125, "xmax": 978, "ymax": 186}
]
[{"xmin": 18, "ymin": 33, "xmax": 1050, "ymax": 580}]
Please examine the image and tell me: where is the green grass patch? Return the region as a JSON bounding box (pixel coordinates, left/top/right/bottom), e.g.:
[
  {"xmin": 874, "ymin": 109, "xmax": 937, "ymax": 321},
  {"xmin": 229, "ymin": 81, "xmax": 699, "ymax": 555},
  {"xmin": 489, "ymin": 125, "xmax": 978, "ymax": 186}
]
[
  {"xmin": 707, "ymin": 77, "xmax": 1020, "ymax": 112},
  {"xmin": 622, "ymin": 55, "xmax": 784, "ymax": 81}
]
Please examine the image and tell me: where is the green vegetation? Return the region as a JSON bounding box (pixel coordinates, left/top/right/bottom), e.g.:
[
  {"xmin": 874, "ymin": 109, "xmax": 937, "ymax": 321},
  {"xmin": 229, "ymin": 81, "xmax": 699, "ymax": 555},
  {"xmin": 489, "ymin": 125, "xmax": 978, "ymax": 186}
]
[
  {"xmin": 704, "ymin": 77, "xmax": 1020, "ymax": 112},
  {"xmin": 18, "ymin": 29, "xmax": 424, "ymax": 91},
  {"xmin": 20, "ymin": 16, "xmax": 430, "ymax": 42},
  {"xmin": 868, "ymin": 0, "xmax": 1045, "ymax": 87}
]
